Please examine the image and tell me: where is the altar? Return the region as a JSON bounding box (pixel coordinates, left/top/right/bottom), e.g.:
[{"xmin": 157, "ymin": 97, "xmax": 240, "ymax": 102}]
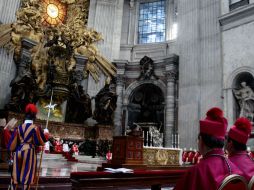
[{"xmin": 143, "ymin": 147, "xmax": 182, "ymax": 166}]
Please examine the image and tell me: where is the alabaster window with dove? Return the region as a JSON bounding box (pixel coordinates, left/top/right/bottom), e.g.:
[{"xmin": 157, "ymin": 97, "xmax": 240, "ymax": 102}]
[{"xmin": 42, "ymin": 0, "xmax": 67, "ymax": 26}]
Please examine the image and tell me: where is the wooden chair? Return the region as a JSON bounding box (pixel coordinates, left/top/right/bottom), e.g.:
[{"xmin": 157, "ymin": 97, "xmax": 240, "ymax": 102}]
[
  {"xmin": 248, "ymin": 176, "xmax": 254, "ymax": 190},
  {"xmin": 218, "ymin": 174, "xmax": 248, "ymax": 190}
]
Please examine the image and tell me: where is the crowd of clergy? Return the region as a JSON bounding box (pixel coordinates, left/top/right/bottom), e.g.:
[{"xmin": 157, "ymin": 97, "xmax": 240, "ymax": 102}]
[{"xmin": 174, "ymin": 107, "xmax": 254, "ymax": 190}]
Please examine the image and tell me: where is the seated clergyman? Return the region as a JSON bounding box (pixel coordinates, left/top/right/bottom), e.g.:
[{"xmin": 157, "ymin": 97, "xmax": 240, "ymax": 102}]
[
  {"xmin": 174, "ymin": 107, "xmax": 243, "ymax": 190},
  {"xmin": 225, "ymin": 117, "xmax": 254, "ymax": 182}
]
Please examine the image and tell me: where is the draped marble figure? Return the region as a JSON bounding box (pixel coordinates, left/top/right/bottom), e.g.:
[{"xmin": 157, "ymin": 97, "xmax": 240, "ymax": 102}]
[{"xmin": 233, "ymin": 81, "xmax": 254, "ymax": 122}]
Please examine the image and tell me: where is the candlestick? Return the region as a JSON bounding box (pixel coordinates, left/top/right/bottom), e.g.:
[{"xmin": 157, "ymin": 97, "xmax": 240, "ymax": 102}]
[
  {"xmin": 150, "ymin": 132, "xmax": 152, "ymax": 147},
  {"xmin": 175, "ymin": 134, "xmax": 177, "ymax": 146},
  {"xmin": 172, "ymin": 134, "xmax": 174, "ymax": 148},
  {"xmin": 146, "ymin": 131, "xmax": 149, "ymax": 146},
  {"xmin": 177, "ymin": 133, "xmax": 179, "ymax": 148}
]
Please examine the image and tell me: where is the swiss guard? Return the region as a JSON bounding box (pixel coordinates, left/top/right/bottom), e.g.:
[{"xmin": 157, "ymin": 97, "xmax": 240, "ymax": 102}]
[
  {"xmin": 6, "ymin": 103, "xmax": 49, "ymax": 190},
  {"xmin": 174, "ymin": 107, "xmax": 243, "ymax": 190},
  {"xmin": 226, "ymin": 117, "xmax": 254, "ymax": 182}
]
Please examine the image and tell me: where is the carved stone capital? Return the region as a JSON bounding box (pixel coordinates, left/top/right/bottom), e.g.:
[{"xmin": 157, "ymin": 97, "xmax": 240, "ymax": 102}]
[
  {"xmin": 117, "ymin": 74, "xmax": 125, "ymax": 85},
  {"xmin": 166, "ymin": 70, "xmax": 177, "ymax": 82},
  {"xmin": 74, "ymin": 55, "xmax": 88, "ymax": 71},
  {"xmin": 73, "ymin": 70, "xmax": 85, "ymax": 85}
]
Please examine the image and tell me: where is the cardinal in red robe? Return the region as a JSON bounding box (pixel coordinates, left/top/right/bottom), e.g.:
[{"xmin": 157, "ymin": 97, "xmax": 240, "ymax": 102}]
[
  {"xmin": 174, "ymin": 107, "xmax": 243, "ymax": 190},
  {"xmin": 72, "ymin": 143, "xmax": 79, "ymax": 155},
  {"xmin": 226, "ymin": 117, "xmax": 254, "ymax": 182},
  {"xmin": 53, "ymin": 138, "xmax": 63, "ymax": 153}
]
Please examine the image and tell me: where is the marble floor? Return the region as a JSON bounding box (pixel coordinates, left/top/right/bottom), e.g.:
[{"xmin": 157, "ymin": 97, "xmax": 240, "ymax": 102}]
[
  {"xmin": 0, "ymin": 153, "xmax": 174, "ymax": 190},
  {"xmin": 0, "ymin": 153, "xmax": 105, "ymax": 177},
  {"xmin": 40, "ymin": 154, "xmax": 103, "ymax": 177}
]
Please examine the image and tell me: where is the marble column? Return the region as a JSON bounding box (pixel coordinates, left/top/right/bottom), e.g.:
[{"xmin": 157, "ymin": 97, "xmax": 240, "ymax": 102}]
[
  {"xmin": 0, "ymin": 0, "xmax": 20, "ymax": 108},
  {"xmin": 0, "ymin": 0, "xmax": 20, "ymax": 23},
  {"xmin": 164, "ymin": 59, "xmax": 178, "ymax": 148},
  {"xmin": 113, "ymin": 60, "xmax": 127, "ymax": 136}
]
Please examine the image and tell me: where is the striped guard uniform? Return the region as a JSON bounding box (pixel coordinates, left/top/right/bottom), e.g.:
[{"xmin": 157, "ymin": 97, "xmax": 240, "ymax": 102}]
[{"xmin": 8, "ymin": 121, "xmax": 47, "ymax": 187}]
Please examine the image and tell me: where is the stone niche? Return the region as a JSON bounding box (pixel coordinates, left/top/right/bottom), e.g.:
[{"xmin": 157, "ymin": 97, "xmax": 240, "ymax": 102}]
[
  {"xmin": 114, "ymin": 54, "xmax": 179, "ymax": 147},
  {"xmin": 232, "ymin": 72, "xmax": 254, "ymax": 123}
]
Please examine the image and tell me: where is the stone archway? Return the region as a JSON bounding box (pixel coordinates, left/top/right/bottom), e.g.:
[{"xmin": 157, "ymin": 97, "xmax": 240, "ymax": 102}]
[
  {"xmin": 125, "ymin": 82, "xmax": 165, "ymax": 146},
  {"xmin": 127, "ymin": 83, "xmax": 165, "ymax": 128},
  {"xmin": 123, "ymin": 79, "xmax": 166, "ymax": 105},
  {"xmin": 114, "ymin": 55, "xmax": 178, "ymax": 147}
]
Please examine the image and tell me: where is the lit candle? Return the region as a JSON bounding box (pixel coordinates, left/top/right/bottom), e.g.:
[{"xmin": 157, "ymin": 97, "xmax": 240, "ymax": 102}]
[
  {"xmin": 150, "ymin": 132, "xmax": 153, "ymax": 147},
  {"xmin": 161, "ymin": 133, "xmax": 163, "ymax": 147},
  {"xmin": 146, "ymin": 131, "xmax": 149, "ymax": 146},
  {"xmin": 177, "ymin": 134, "xmax": 179, "ymax": 148},
  {"xmin": 172, "ymin": 134, "xmax": 174, "ymax": 148}
]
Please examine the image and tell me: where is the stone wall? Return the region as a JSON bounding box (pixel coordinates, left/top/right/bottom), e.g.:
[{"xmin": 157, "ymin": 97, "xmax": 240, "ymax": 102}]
[
  {"xmin": 219, "ymin": 2, "xmax": 254, "ymax": 126},
  {"xmin": 87, "ymin": 0, "xmax": 124, "ymax": 99},
  {"xmin": 120, "ymin": 0, "xmax": 178, "ymax": 62},
  {"xmin": 177, "ymin": 0, "xmax": 223, "ymax": 149},
  {"xmin": 118, "ymin": 0, "xmax": 179, "ymax": 147}
]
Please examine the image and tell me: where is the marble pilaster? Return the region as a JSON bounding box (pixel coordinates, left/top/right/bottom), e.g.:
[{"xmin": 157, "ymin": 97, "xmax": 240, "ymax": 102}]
[
  {"xmin": 88, "ymin": 0, "xmax": 124, "ymax": 61},
  {"xmin": 0, "ymin": 0, "xmax": 20, "ymax": 108},
  {"xmin": 178, "ymin": 0, "xmax": 222, "ymax": 149},
  {"xmin": 113, "ymin": 60, "xmax": 128, "ymax": 136},
  {"xmin": 164, "ymin": 58, "xmax": 178, "ymax": 148}
]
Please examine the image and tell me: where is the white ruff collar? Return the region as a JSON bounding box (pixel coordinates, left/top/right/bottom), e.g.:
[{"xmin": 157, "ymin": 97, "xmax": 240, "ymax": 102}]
[{"xmin": 24, "ymin": 120, "xmax": 33, "ymax": 124}]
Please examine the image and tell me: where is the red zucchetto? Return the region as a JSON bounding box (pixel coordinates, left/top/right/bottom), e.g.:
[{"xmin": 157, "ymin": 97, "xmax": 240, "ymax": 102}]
[
  {"xmin": 228, "ymin": 117, "xmax": 252, "ymax": 144},
  {"xmin": 199, "ymin": 107, "xmax": 228, "ymax": 140}
]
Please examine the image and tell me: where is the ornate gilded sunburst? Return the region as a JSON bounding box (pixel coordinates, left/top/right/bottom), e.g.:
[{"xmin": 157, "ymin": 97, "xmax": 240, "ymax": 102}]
[
  {"xmin": 42, "ymin": 0, "xmax": 67, "ymax": 26},
  {"xmin": 0, "ymin": 0, "xmax": 116, "ymax": 84}
]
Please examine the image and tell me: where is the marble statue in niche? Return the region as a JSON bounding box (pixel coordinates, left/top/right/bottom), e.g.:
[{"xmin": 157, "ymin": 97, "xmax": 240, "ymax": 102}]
[{"xmin": 233, "ymin": 81, "xmax": 254, "ymax": 122}]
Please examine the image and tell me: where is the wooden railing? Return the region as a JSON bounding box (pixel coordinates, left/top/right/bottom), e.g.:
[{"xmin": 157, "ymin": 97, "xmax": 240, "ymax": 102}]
[{"xmin": 71, "ymin": 169, "xmax": 187, "ymax": 190}]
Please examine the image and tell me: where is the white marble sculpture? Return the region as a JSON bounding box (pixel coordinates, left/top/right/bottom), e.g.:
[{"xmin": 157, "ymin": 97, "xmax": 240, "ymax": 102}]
[{"xmin": 233, "ymin": 81, "xmax": 254, "ymax": 122}]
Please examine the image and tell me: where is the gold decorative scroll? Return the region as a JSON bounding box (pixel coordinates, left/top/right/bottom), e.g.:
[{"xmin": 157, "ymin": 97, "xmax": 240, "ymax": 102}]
[{"xmin": 0, "ymin": 0, "xmax": 116, "ymax": 85}]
